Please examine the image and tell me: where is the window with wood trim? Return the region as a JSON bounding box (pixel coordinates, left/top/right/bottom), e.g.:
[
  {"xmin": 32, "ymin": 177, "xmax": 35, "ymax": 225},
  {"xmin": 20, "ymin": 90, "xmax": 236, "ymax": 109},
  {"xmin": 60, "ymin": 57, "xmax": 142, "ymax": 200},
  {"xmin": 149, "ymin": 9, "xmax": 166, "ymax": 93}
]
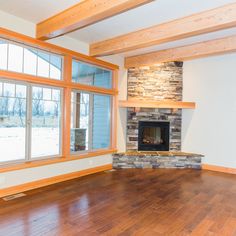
[
  {"xmin": 72, "ymin": 60, "xmax": 112, "ymax": 89},
  {"xmin": 0, "ymin": 80, "xmax": 62, "ymax": 163},
  {"xmin": 0, "ymin": 28, "xmax": 118, "ymax": 167},
  {"xmin": 0, "ymin": 38, "xmax": 62, "ymax": 80}
]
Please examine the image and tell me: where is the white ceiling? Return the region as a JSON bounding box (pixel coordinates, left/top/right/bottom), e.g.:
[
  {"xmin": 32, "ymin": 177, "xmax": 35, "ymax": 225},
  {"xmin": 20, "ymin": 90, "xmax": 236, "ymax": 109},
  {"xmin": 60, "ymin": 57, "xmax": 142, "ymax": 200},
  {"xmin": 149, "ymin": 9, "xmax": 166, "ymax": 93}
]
[{"xmin": 1, "ymin": 0, "xmax": 236, "ymax": 57}]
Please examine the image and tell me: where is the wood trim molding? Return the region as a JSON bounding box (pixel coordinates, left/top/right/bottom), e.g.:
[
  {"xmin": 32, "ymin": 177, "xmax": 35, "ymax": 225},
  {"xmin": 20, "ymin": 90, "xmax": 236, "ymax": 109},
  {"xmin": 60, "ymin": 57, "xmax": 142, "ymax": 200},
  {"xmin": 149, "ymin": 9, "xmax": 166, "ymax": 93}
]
[
  {"xmin": 119, "ymin": 99, "xmax": 196, "ymax": 109},
  {"xmin": 202, "ymin": 164, "xmax": 236, "ymax": 175},
  {"xmin": 0, "ymin": 70, "xmax": 118, "ymax": 95},
  {"xmin": 0, "ymin": 164, "xmax": 112, "ymax": 198},
  {"xmin": 0, "ymin": 149, "xmax": 117, "ymax": 174},
  {"xmin": 0, "ymin": 27, "xmax": 118, "ymax": 70},
  {"xmin": 36, "ymin": 0, "xmax": 154, "ymax": 40},
  {"xmin": 0, "ymin": 27, "xmax": 118, "ymax": 176},
  {"xmin": 125, "ymin": 34, "xmax": 236, "ymax": 67},
  {"xmin": 90, "ymin": 2, "xmax": 236, "ymax": 57}
]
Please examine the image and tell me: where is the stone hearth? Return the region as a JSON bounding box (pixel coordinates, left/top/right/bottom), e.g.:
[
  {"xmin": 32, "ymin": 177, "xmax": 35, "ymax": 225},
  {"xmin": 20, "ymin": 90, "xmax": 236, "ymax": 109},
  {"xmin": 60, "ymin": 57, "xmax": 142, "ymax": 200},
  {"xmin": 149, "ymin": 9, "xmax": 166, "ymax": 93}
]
[{"xmin": 113, "ymin": 152, "xmax": 202, "ymax": 169}]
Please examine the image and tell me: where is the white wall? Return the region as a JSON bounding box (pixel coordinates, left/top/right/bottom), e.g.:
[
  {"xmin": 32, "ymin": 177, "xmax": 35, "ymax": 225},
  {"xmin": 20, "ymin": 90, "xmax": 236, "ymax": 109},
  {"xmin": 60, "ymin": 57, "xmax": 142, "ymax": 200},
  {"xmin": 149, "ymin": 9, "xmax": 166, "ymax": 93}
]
[
  {"xmin": 0, "ymin": 10, "xmax": 126, "ymax": 188},
  {"xmin": 182, "ymin": 53, "xmax": 236, "ymax": 168},
  {"xmin": 101, "ymin": 55, "xmax": 127, "ymax": 152}
]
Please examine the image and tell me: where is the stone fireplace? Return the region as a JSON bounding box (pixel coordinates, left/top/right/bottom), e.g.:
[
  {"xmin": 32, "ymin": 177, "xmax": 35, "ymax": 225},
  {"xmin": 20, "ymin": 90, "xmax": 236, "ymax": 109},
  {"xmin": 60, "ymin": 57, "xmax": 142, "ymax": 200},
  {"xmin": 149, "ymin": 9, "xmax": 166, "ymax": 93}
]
[{"xmin": 112, "ymin": 61, "xmax": 203, "ymax": 169}]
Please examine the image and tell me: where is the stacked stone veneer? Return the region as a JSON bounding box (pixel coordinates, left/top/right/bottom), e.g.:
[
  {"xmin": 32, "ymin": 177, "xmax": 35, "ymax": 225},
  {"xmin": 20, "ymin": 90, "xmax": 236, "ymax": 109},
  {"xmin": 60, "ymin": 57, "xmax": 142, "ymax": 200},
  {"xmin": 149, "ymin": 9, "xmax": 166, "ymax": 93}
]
[
  {"xmin": 127, "ymin": 62, "xmax": 183, "ymax": 151},
  {"xmin": 113, "ymin": 152, "xmax": 202, "ymax": 169}
]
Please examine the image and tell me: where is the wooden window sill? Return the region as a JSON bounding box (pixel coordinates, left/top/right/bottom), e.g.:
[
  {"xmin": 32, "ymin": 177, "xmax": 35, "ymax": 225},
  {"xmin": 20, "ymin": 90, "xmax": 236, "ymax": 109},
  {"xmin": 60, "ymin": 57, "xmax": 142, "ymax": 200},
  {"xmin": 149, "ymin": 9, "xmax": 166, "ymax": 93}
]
[{"xmin": 0, "ymin": 149, "xmax": 117, "ymax": 174}]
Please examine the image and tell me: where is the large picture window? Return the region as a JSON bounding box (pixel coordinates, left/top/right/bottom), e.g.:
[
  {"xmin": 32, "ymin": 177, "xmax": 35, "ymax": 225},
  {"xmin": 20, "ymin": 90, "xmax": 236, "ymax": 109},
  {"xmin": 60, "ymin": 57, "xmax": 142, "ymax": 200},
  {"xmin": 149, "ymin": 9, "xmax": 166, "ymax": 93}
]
[
  {"xmin": 0, "ymin": 80, "xmax": 62, "ymax": 163},
  {"xmin": 0, "ymin": 29, "xmax": 117, "ymax": 168}
]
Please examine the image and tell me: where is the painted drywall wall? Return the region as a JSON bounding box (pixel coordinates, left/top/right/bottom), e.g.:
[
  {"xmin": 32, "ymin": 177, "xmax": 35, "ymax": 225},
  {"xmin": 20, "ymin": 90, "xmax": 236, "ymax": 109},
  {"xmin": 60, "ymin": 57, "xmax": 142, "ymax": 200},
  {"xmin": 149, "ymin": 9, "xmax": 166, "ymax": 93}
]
[
  {"xmin": 0, "ymin": 10, "xmax": 125, "ymax": 188},
  {"xmin": 0, "ymin": 155, "xmax": 112, "ymax": 188},
  {"xmin": 101, "ymin": 55, "xmax": 127, "ymax": 152},
  {"xmin": 0, "ymin": 10, "xmax": 89, "ymax": 54},
  {"xmin": 182, "ymin": 53, "xmax": 236, "ymax": 168}
]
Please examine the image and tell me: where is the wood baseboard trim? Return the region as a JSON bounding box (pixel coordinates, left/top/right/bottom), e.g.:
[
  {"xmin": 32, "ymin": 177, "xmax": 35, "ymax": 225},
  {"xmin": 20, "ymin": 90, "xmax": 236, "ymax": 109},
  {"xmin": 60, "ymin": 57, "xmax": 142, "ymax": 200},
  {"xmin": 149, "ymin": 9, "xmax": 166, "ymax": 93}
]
[
  {"xmin": 0, "ymin": 164, "xmax": 112, "ymax": 198},
  {"xmin": 202, "ymin": 164, "xmax": 236, "ymax": 175}
]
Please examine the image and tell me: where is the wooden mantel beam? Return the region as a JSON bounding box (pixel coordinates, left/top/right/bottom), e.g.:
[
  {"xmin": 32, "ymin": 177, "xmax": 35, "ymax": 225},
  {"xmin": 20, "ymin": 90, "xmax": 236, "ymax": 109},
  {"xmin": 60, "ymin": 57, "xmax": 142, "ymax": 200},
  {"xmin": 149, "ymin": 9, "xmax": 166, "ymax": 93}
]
[
  {"xmin": 36, "ymin": 0, "xmax": 154, "ymax": 40},
  {"xmin": 90, "ymin": 3, "xmax": 236, "ymax": 57},
  {"xmin": 124, "ymin": 35, "xmax": 236, "ymax": 68}
]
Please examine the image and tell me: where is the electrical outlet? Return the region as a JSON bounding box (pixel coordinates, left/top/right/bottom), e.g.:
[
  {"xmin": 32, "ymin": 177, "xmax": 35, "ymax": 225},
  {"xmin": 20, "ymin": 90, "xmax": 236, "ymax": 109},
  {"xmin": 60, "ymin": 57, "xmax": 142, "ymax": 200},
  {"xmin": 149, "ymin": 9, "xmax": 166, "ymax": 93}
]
[{"xmin": 0, "ymin": 176, "xmax": 6, "ymax": 185}]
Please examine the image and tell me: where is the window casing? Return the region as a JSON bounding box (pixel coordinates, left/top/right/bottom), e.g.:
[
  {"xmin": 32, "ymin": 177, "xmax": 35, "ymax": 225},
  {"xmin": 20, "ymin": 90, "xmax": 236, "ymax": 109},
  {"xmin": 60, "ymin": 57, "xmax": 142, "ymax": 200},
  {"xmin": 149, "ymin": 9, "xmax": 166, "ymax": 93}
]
[{"xmin": 0, "ymin": 29, "xmax": 118, "ymax": 168}]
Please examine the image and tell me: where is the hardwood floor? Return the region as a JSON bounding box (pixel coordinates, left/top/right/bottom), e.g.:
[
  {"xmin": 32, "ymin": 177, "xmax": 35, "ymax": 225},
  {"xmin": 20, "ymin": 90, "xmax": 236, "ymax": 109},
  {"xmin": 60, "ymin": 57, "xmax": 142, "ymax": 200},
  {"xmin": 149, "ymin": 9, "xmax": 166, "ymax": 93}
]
[{"xmin": 0, "ymin": 169, "xmax": 236, "ymax": 236}]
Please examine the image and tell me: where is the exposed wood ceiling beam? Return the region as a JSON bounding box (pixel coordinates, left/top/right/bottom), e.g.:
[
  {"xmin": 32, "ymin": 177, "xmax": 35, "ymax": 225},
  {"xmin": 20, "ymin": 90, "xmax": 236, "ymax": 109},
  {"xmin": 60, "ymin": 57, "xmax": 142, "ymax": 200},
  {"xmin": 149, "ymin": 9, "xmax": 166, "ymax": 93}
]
[
  {"xmin": 90, "ymin": 3, "xmax": 236, "ymax": 57},
  {"xmin": 124, "ymin": 35, "xmax": 236, "ymax": 68},
  {"xmin": 36, "ymin": 0, "xmax": 154, "ymax": 40}
]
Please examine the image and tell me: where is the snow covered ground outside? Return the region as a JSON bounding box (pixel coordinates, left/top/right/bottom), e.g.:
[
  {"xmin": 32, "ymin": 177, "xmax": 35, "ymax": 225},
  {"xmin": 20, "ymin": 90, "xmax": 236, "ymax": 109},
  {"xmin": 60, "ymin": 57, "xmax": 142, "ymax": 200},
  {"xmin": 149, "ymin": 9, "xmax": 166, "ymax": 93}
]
[{"xmin": 0, "ymin": 127, "xmax": 60, "ymax": 162}]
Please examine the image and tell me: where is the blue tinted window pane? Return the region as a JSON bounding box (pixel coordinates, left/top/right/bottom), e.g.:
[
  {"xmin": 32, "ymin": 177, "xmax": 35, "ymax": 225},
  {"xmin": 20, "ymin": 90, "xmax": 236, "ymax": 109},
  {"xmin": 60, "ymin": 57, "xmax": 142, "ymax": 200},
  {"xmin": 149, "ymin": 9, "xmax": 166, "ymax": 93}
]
[
  {"xmin": 72, "ymin": 60, "xmax": 112, "ymax": 89},
  {"xmin": 50, "ymin": 54, "xmax": 62, "ymax": 80},
  {"xmin": 37, "ymin": 51, "xmax": 50, "ymax": 78},
  {"xmin": 92, "ymin": 95, "xmax": 111, "ymax": 149}
]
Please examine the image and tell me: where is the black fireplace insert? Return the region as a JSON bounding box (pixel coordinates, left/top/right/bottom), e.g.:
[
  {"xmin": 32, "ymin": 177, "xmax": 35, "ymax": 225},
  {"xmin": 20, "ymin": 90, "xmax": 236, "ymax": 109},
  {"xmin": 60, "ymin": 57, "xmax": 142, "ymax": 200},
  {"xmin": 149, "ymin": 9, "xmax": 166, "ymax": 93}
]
[{"xmin": 138, "ymin": 121, "xmax": 170, "ymax": 151}]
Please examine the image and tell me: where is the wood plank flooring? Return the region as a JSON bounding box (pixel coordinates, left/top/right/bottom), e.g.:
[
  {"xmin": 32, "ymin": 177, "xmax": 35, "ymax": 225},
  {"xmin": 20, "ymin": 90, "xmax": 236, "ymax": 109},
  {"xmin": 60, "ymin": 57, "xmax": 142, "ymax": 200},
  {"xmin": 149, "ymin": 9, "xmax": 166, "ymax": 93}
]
[{"xmin": 0, "ymin": 169, "xmax": 236, "ymax": 236}]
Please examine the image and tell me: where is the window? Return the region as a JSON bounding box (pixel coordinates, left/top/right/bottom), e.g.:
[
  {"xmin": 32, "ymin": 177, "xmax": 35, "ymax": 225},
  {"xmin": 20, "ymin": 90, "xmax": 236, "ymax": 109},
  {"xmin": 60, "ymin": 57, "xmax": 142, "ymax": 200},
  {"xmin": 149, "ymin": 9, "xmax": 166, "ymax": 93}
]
[
  {"xmin": 0, "ymin": 38, "xmax": 62, "ymax": 80},
  {"xmin": 0, "ymin": 80, "xmax": 62, "ymax": 163},
  {"xmin": 0, "ymin": 29, "xmax": 117, "ymax": 167},
  {"xmin": 31, "ymin": 86, "xmax": 61, "ymax": 158},
  {"xmin": 70, "ymin": 91, "xmax": 111, "ymax": 153},
  {"xmin": 72, "ymin": 60, "xmax": 112, "ymax": 89},
  {"xmin": 0, "ymin": 81, "xmax": 27, "ymax": 162}
]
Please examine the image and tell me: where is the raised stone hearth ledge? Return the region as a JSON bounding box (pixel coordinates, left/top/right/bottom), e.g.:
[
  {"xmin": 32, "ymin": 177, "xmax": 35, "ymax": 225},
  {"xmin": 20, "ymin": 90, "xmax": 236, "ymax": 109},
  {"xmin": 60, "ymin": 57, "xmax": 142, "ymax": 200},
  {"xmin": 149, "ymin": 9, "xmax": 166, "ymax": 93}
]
[{"xmin": 113, "ymin": 151, "xmax": 203, "ymax": 169}]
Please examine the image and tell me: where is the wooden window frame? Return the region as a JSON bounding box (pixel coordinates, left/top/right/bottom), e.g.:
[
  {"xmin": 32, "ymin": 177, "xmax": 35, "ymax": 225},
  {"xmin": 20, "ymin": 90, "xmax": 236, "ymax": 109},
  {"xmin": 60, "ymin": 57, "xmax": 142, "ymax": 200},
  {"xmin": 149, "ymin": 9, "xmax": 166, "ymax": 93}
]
[{"xmin": 0, "ymin": 28, "xmax": 118, "ymax": 173}]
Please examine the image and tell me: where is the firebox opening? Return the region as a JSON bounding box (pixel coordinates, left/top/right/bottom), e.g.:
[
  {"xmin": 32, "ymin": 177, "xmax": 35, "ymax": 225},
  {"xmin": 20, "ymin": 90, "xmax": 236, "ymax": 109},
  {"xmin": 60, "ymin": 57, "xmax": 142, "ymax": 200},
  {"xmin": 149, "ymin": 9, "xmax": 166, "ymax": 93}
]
[{"xmin": 138, "ymin": 121, "xmax": 170, "ymax": 151}]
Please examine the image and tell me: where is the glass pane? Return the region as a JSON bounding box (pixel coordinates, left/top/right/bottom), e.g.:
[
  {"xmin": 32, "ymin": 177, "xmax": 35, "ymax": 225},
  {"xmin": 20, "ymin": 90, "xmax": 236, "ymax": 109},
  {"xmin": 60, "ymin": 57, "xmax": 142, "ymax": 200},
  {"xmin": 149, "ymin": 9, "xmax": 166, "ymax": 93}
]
[
  {"xmin": 3, "ymin": 82, "xmax": 15, "ymax": 97},
  {"xmin": 0, "ymin": 40, "xmax": 8, "ymax": 70},
  {"xmin": 52, "ymin": 89, "xmax": 60, "ymax": 101},
  {"xmin": 92, "ymin": 95, "xmax": 111, "ymax": 149},
  {"xmin": 43, "ymin": 88, "xmax": 51, "ymax": 100},
  {"xmin": 72, "ymin": 60, "xmax": 112, "ymax": 89},
  {"xmin": 8, "ymin": 43, "xmax": 23, "ymax": 72},
  {"xmin": 70, "ymin": 91, "xmax": 89, "ymax": 152},
  {"xmin": 0, "ymin": 82, "xmax": 26, "ymax": 163},
  {"xmin": 37, "ymin": 51, "xmax": 50, "ymax": 78},
  {"xmin": 31, "ymin": 86, "xmax": 61, "ymax": 158},
  {"xmin": 23, "ymin": 48, "xmax": 37, "ymax": 75},
  {"xmin": 50, "ymin": 54, "xmax": 62, "ymax": 80},
  {"xmin": 16, "ymin": 84, "xmax": 27, "ymax": 98},
  {"xmin": 0, "ymin": 82, "xmax": 2, "ymax": 96}
]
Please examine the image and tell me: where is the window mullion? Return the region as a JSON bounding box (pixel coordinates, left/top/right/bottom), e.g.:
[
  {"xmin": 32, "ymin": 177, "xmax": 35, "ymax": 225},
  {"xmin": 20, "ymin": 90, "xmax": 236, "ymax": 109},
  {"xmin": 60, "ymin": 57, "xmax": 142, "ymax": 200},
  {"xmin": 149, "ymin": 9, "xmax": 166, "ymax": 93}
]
[{"xmin": 25, "ymin": 84, "xmax": 32, "ymax": 161}]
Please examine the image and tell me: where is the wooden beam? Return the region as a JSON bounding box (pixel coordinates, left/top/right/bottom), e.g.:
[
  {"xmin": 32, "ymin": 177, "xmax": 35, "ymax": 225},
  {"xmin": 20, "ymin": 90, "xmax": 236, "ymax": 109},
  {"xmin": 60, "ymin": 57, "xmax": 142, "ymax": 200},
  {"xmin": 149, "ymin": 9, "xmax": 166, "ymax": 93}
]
[
  {"xmin": 119, "ymin": 99, "xmax": 196, "ymax": 109},
  {"xmin": 90, "ymin": 3, "xmax": 236, "ymax": 56},
  {"xmin": 36, "ymin": 0, "xmax": 154, "ymax": 40},
  {"xmin": 1, "ymin": 27, "xmax": 118, "ymax": 70},
  {"xmin": 124, "ymin": 35, "xmax": 236, "ymax": 68}
]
